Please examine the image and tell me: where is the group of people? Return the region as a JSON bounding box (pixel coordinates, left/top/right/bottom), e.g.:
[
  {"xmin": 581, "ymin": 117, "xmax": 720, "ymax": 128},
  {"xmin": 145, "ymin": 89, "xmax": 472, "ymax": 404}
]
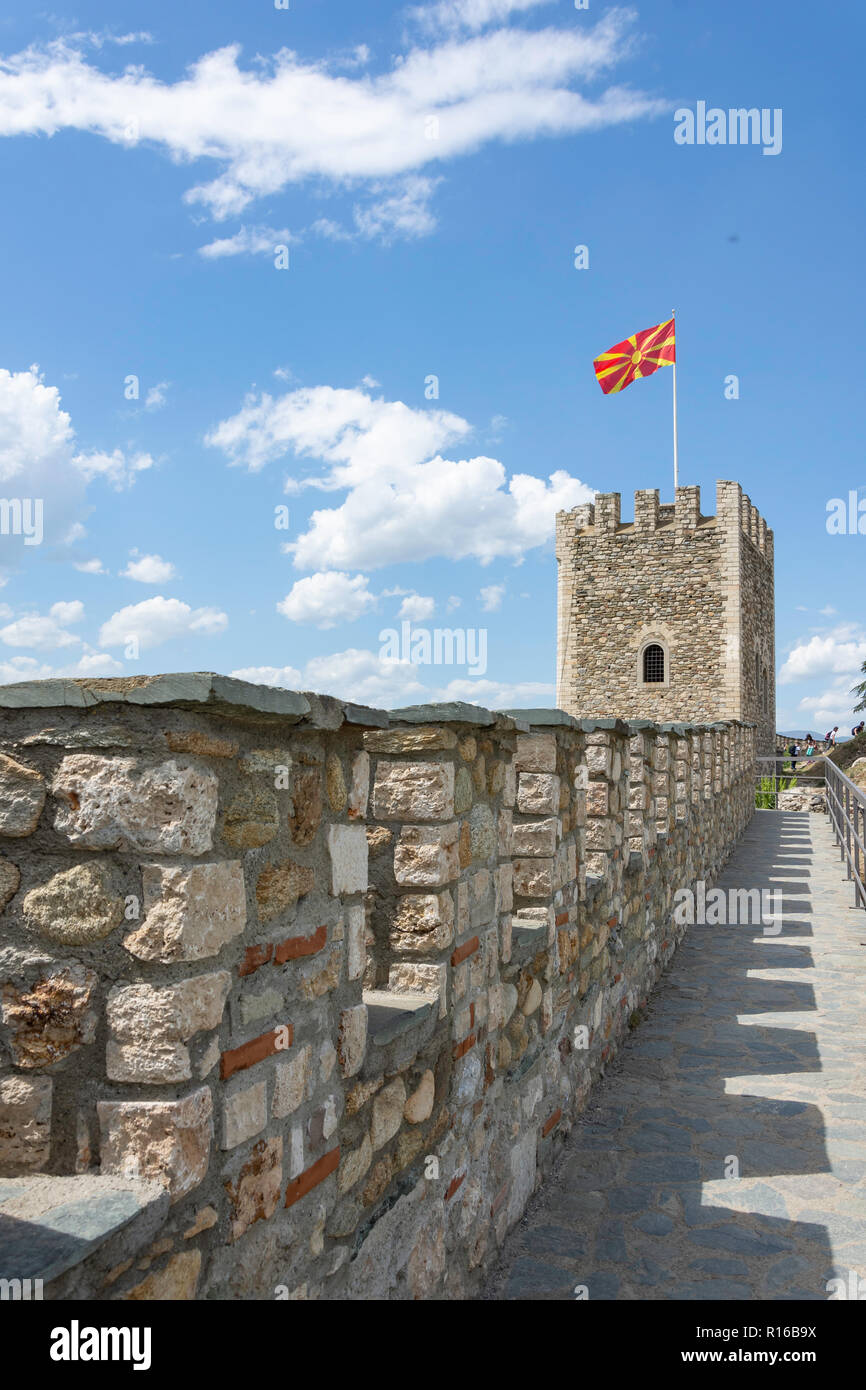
[{"xmin": 785, "ymin": 721, "xmax": 865, "ymax": 766}]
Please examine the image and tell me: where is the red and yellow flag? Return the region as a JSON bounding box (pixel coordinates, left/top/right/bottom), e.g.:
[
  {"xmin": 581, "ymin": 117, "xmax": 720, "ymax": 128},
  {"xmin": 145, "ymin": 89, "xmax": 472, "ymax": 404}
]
[{"xmin": 593, "ymin": 317, "xmax": 676, "ymax": 395}]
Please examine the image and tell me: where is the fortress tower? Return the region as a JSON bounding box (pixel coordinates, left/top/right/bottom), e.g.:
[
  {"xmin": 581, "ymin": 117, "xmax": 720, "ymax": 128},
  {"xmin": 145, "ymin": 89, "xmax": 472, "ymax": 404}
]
[{"xmin": 555, "ymin": 480, "xmax": 775, "ymax": 752}]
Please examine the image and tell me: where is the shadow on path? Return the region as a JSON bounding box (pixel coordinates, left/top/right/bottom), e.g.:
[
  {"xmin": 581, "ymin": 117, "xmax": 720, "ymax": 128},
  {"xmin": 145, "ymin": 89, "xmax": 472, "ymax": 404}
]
[{"xmin": 484, "ymin": 812, "xmax": 866, "ymax": 1300}]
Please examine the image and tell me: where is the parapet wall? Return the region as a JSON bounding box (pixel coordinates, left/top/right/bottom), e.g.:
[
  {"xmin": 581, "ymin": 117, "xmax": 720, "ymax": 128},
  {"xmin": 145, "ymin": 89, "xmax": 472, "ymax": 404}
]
[
  {"xmin": 559, "ymin": 481, "xmax": 773, "ymax": 559},
  {"xmin": 0, "ymin": 675, "xmax": 755, "ymax": 1300}
]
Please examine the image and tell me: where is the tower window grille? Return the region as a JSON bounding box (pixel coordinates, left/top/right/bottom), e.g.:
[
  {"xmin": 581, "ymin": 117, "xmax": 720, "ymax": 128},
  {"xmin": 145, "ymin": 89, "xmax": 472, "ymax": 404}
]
[{"xmin": 643, "ymin": 643, "xmax": 666, "ymax": 683}]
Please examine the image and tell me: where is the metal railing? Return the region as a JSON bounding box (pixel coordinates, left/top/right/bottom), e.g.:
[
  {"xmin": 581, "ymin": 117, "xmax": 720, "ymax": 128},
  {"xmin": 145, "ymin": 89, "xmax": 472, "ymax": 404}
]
[
  {"xmin": 755, "ymin": 754, "xmax": 826, "ymax": 810},
  {"xmin": 824, "ymin": 760, "xmax": 866, "ymax": 910}
]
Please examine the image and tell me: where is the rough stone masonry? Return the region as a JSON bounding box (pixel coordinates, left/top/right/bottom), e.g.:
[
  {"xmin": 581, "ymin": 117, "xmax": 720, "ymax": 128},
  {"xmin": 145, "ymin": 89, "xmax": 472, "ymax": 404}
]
[
  {"xmin": 0, "ymin": 673, "xmax": 756, "ymax": 1299},
  {"xmin": 556, "ymin": 481, "xmax": 776, "ymax": 753}
]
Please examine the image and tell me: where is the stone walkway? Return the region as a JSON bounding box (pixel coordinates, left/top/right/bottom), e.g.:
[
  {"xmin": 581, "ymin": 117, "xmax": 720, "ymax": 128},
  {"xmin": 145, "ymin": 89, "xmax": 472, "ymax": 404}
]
[{"xmin": 485, "ymin": 811, "xmax": 866, "ymax": 1300}]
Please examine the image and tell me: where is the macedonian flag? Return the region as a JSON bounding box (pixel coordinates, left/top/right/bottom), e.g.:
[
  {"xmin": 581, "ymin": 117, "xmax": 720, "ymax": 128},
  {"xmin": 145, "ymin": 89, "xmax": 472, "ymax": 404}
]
[{"xmin": 593, "ymin": 317, "xmax": 676, "ymax": 395}]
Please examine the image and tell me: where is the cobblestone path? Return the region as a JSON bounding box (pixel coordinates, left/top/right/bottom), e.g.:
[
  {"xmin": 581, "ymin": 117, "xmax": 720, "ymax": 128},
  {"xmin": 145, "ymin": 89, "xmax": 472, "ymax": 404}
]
[{"xmin": 485, "ymin": 812, "xmax": 866, "ymax": 1300}]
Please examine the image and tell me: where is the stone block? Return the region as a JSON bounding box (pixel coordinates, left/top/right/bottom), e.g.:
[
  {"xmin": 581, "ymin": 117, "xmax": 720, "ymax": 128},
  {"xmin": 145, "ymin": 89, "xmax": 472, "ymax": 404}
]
[
  {"xmin": 52, "ymin": 755, "xmax": 218, "ymax": 855},
  {"xmin": 0, "ymin": 753, "xmax": 46, "ymax": 837},
  {"xmin": 512, "ymin": 858, "xmax": 554, "ymax": 898},
  {"xmin": 272, "ymin": 1045, "xmax": 313, "ymax": 1118},
  {"xmin": 586, "ymin": 782, "xmax": 609, "ymax": 816},
  {"xmin": 454, "ymin": 766, "xmax": 473, "ymax": 814},
  {"xmin": 338, "ymin": 1003, "xmax": 368, "ymax": 1077},
  {"xmin": 326, "ymin": 754, "xmax": 347, "ymax": 813},
  {"xmin": 372, "ymin": 761, "xmax": 455, "ymax": 821},
  {"xmin": 0, "ymin": 1073, "xmax": 52, "ymax": 1172},
  {"xmin": 516, "ymin": 773, "xmax": 560, "ymax": 815},
  {"xmin": 338, "ymin": 1135, "xmax": 372, "ymax": 1194},
  {"xmin": 511, "ymin": 818, "xmax": 557, "ymax": 857},
  {"xmin": 1, "ymin": 964, "xmax": 98, "ymax": 1069},
  {"xmin": 125, "ymin": 1251, "xmax": 202, "ymax": 1301},
  {"xmin": 222, "ymin": 1080, "xmax": 267, "ymax": 1149},
  {"xmin": 584, "ymin": 745, "xmax": 611, "ymax": 777},
  {"xmin": 346, "ymin": 903, "xmax": 366, "ymax": 980},
  {"xmin": 125, "ymin": 861, "xmax": 246, "ymax": 962},
  {"xmin": 99, "ymin": 1087, "xmax": 213, "ymax": 1203},
  {"xmin": 393, "ymin": 822, "xmax": 459, "ymax": 887},
  {"xmin": 328, "ymin": 824, "xmax": 369, "ymax": 894},
  {"xmin": 515, "ymin": 733, "xmax": 557, "ymax": 773},
  {"xmin": 370, "ymin": 1078, "xmax": 406, "ymax": 1150},
  {"xmin": 347, "ymin": 752, "xmax": 370, "ymax": 819},
  {"xmin": 165, "ymin": 729, "xmax": 237, "ymax": 759},
  {"xmin": 404, "ymin": 1070, "xmax": 435, "ymax": 1124},
  {"xmin": 222, "ymin": 784, "xmax": 279, "ymax": 849},
  {"xmin": 224, "ymin": 1137, "xmax": 283, "ymax": 1241},
  {"xmin": 22, "ymin": 862, "xmax": 123, "ymax": 946},
  {"xmin": 469, "ymin": 803, "xmax": 496, "ymax": 861},
  {"xmin": 363, "ymin": 728, "xmax": 457, "ymax": 753},
  {"xmin": 255, "ymin": 861, "xmax": 315, "ymax": 922},
  {"xmin": 0, "ymin": 857, "xmax": 20, "ymax": 911},
  {"xmin": 393, "ymin": 890, "xmax": 454, "ymax": 952},
  {"xmin": 289, "ymin": 767, "xmax": 322, "ymax": 847},
  {"xmin": 106, "ymin": 973, "xmax": 231, "ymax": 1083}
]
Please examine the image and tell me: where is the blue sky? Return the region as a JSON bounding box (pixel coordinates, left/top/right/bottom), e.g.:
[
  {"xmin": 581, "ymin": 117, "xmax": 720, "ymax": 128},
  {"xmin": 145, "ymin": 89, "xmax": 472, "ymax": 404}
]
[{"xmin": 0, "ymin": 0, "xmax": 863, "ymax": 728}]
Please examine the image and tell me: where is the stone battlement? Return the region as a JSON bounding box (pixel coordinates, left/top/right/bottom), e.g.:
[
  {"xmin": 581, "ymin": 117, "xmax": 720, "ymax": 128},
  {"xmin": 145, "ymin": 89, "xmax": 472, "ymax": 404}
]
[
  {"xmin": 558, "ymin": 480, "xmax": 773, "ymax": 560},
  {"xmin": 0, "ymin": 674, "xmax": 755, "ymax": 1301}
]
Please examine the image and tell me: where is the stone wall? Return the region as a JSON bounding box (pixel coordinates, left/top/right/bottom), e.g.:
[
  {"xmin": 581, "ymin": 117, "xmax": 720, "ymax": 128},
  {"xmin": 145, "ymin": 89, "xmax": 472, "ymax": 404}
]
[
  {"xmin": 556, "ymin": 481, "xmax": 775, "ymax": 751},
  {"xmin": 0, "ymin": 675, "xmax": 755, "ymax": 1300}
]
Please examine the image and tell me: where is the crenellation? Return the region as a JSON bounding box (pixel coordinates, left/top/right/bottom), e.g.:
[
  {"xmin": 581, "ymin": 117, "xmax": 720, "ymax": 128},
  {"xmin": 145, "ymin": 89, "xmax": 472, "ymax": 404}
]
[
  {"xmin": 594, "ymin": 492, "xmax": 621, "ymax": 533},
  {"xmin": 0, "ymin": 676, "xmax": 756, "ymax": 1301},
  {"xmin": 556, "ymin": 478, "xmax": 775, "ymax": 752},
  {"xmin": 634, "ymin": 488, "xmax": 660, "ymax": 530}
]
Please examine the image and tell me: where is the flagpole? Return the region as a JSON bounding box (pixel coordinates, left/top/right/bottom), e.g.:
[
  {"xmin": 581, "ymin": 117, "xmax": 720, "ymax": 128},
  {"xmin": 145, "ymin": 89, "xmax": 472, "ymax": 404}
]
[{"xmin": 672, "ymin": 311, "xmax": 679, "ymax": 492}]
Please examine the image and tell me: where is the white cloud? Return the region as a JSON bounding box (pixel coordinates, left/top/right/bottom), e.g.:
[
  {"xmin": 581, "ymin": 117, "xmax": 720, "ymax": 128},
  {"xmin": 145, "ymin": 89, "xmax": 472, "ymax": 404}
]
[
  {"xmin": 353, "ymin": 176, "xmax": 440, "ymax": 242},
  {"xmin": 229, "ymin": 664, "xmax": 304, "ymax": 689},
  {"xmin": 49, "ymin": 600, "xmax": 85, "ymax": 625},
  {"xmin": 778, "ymin": 624, "xmax": 866, "ymax": 685},
  {"xmin": 0, "ymin": 649, "xmax": 123, "ymax": 685},
  {"xmin": 198, "ymin": 225, "xmax": 294, "ymax": 259},
  {"xmin": 437, "ymin": 676, "xmax": 554, "ymax": 707},
  {"xmin": 277, "ymin": 571, "xmax": 378, "ymax": 628},
  {"xmin": 792, "ymin": 675, "xmax": 863, "ymax": 732},
  {"xmin": 73, "ymin": 448, "xmax": 154, "ymax": 488},
  {"xmin": 99, "ymin": 596, "xmax": 228, "ymax": 650},
  {"xmin": 121, "ymin": 551, "xmax": 177, "ymax": 583},
  {"xmin": 0, "ymin": 599, "xmax": 84, "ymax": 650},
  {"xmin": 145, "ymin": 381, "xmax": 170, "ymax": 410},
  {"xmin": 479, "ymin": 582, "xmax": 505, "ymax": 611},
  {"xmin": 73, "ymin": 558, "xmax": 107, "ymax": 574},
  {"xmin": 446, "ymin": 595, "xmax": 461, "ymax": 612},
  {"xmin": 206, "ymin": 382, "xmax": 594, "ymax": 569},
  {"xmin": 398, "ymin": 593, "xmax": 435, "ymax": 621},
  {"xmin": 230, "ymin": 646, "xmax": 555, "ymax": 711},
  {"xmin": 295, "ymin": 648, "xmax": 428, "ymax": 708},
  {"xmin": 0, "ymin": 14, "xmax": 665, "ymax": 227},
  {"xmin": 411, "ymin": 0, "xmax": 553, "ymax": 36},
  {"xmin": 0, "ymin": 365, "xmax": 149, "ymax": 548}
]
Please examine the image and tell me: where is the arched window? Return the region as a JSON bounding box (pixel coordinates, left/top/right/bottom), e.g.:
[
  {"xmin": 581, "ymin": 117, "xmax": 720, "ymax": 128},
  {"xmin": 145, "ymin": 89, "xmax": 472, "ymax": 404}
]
[{"xmin": 643, "ymin": 643, "xmax": 666, "ymax": 683}]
